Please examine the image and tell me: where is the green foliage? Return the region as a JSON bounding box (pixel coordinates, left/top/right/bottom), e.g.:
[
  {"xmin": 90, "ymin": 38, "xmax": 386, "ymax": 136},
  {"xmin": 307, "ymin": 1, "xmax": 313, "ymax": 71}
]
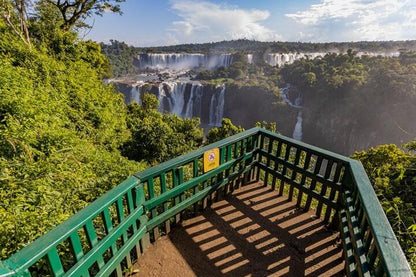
[
  {"xmin": 100, "ymin": 40, "xmax": 138, "ymax": 77},
  {"xmin": 352, "ymin": 143, "xmax": 416, "ymax": 272},
  {"xmin": 279, "ymin": 51, "xmax": 416, "ymax": 154},
  {"xmin": 122, "ymin": 94, "xmax": 203, "ymax": 164},
  {"xmin": 206, "ymin": 118, "xmax": 244, "ymax": 144},
  {"xmin": 0, "ymin": 17, "xmax": 143, "ymax": 259},
  {"xmin": 255, "ymin": 121, "xmax": 278, "ymax": 133},
  {"xmin": 135, "ymin": 39, "xmax": 416, "ymax": 55}
]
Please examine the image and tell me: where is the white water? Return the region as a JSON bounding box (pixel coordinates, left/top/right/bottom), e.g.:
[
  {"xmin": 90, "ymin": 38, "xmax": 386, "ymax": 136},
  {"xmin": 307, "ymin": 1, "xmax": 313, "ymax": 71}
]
[
  {"xmin": 167, "ymin": 82, "xmax": 187, "ymax": 116},
  {"xmin": 153, "ymin": 82, "xmax": 225, "ymax": 126},
  {"xmin": 136, "ymin": 53, "xmax": 233, "ymax": 70},
  {"xmin": 281, "ymin": 84, "xmax": 303, "ymax": 141},
  {"xmin": 209, "ymin": 85, "xmax": 226, "ymax": 127},
  {"xmin": 267, "ymin": 51, "xmax": 401, "ymax": 67},
  {"xmin": 293, "ymin": 111, "xmax": 303, "ymax": 141},
  {"xmin": 247, "ymin": 54, "xmax": 253, "ymax": 64},
  {"xmin": 184, "ymin": 84, "xmax": 203, "ymax": 118},
  {"xmin": 130, "ymin": 82, "xmax": 145, "ymax": 105},
  {"xmin": 267, "ymin": 53, "xmax": 326, "ymax": 67}
]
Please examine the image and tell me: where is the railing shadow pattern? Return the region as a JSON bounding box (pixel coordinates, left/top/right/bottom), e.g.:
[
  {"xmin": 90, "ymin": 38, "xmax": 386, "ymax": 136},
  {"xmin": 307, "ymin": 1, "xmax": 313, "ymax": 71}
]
[{"xmin": 136, "ymin": 182, "xmax": 345, "ymax": 276}]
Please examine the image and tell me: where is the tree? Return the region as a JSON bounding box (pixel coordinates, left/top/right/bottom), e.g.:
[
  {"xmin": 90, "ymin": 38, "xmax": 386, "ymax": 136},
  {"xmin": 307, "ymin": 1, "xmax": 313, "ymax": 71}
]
[
  {"xmin": 122, "ymin": 94, "xmax": 203, "ymax": 163},
  {"xmin": 206, "ymin": 118, "xmax": 244, "ymax": 144},
  {"xmin": 0, "ymin": 0, "xmax": 31, "ymax": 47},
  {"xmin": 44, "ymin": 0, "xmax": 125, "ymax": 30},
  {"xmin": 352, "ymin": 144, "xmax": 416, "ymax": 272}
]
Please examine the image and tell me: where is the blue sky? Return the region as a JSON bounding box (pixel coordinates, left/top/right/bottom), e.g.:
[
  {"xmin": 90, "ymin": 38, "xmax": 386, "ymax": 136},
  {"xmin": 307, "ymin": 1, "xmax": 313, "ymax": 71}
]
[{"xmin": 85, "ymin": 0, "xmax": 416, "ymax": 46}]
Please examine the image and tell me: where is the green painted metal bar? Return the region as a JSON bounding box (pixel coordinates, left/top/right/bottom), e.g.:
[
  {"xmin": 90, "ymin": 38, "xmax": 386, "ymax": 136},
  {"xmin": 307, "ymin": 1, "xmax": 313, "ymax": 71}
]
[
  {"xmin": 69, "ymin": 233, "xmax": 84, "ymax": 262},
  {"xmin": 146, "ymin": 161, "xmax": 255, "ymax": 230},
  {"xmin": 257, "ymin": 163, "xmax": 340, "ymax": 210},
  {"xmin": 347, "ymin": 161, "xmax": 413, "ymax": 276},
  {"xmin": 296, "ymin": 152, "xmax": 312, "ymax": 207},
  {"xmin": 0, "ymin": 176, "xmax": 140, "ymax": 275},
  {"xmin": 64, "ymin": 207, "xmax": 145, "ymax": 276},
  {"xmin": 316, "ymin": 159, "xmax": 334, "ymax": 218},
  {"xmin": 47, "ymin": 249, "xmax": 65, "ymax": 277},
  {"xmin": 144, "ymin": 152, "xmax": 254, "ymax": 211},
  {"xmin": 257, "ymin": 149, "xmax": 342, "ymax": 191},
  {"xmin": 133, "ymin": 128, "xmax": 262, "ymax": 181},
  {"xmin": 84, "ymin": 221, "xmax": 105, "ymax": 270}
]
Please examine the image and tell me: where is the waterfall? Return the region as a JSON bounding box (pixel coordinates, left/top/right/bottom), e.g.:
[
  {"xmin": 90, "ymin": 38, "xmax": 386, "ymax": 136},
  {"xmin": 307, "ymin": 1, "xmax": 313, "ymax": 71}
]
[
  {"xmin": 267, "ymin": 53, "xmax": 326, "ymax": 67},
  {"xmin": 293, "ymin": 111, "xmax": 303, "ymax": 141},
  {"xmin": 167, "ymin": 82, "xmax": 187, "ymax": 117},
  {"xmin": 137, "ymin": 53, "xmax": 233, "ymax": 70},
  {"xmin": 136, "ymin": 53, "xmax": 205, "ymax": 70},
  {"xmin": 136, "ymin": 81, "xmax": 225, "ymax": 126},
  {"xmin": 281, "ymin": 84, "xmax": 303, "ymax": 141},
  {"xmin": 158, "ymin": 83, "xmax": 171, "ymax": 112},
  {"xmin": 130, "ymin": 85, "xmax": 141, "ymax": 105},
  {"xmin": 129, "ymin": 82, "xmax": 146, "ymax": 105},
  {"xmin": 184, "ymin": 84, "xmax": 203, "ymax": 118},
  {"xmin": 247, "ymin": 54, "xmax": 253, "ymax": 64},
  {"xmin": 209, "ymin": 85, "xmax": 226, "ymax": 127}
]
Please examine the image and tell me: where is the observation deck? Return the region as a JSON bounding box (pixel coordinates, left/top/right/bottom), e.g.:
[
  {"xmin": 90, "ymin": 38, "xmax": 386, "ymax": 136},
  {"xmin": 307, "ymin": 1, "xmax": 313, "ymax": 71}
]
[{"xmin": 0, "ymin": 128, "xmax": 412, "ymax": 276}]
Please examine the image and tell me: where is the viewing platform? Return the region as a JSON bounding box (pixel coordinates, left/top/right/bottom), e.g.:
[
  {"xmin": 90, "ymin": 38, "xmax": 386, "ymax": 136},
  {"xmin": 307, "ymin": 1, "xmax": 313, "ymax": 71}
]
[
  {"xmin": 135, "ymin": 182, "xmax": 344, "ymax": 276},
  {"xmin": 0, "ymin": 128, "xmax": 412, "ymax": 276}
]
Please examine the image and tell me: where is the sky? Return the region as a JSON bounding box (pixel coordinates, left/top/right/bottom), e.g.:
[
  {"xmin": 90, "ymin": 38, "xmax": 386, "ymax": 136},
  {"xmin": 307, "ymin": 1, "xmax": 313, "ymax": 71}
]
[{"xmin": 84, "ymin": 0, "xmax": 416, "ymax": 47}]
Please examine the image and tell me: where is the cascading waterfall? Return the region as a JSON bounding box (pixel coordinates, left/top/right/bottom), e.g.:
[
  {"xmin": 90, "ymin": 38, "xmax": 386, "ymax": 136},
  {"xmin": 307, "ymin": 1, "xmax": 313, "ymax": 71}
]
[
  {"xmin": 130, "ymin": 86, "xmax": 141, "ymax": 105},
  {"xmin": 166, "ymin": 82, "xmax": 187, "ymax": 116},
  {"xmin": 184, "ymin": 84, "xmax": 203, "ymax": 118},
  {"xmin": 130, "ymin": 82, "xmax": 145, "ymax": 105},
  {"xmin": 281, "ymin": 84, "xmax": 303, "ymax": 141},
  {"xmin": 293, "ymin": 111, "xmax": 303, "ymax": 141},
  {"xmin": 130, "ymin": 81, "xmax": 226, "ymax": 126},
  {"xmin": 136, "ymin": 53, "xmax": 233, "ymax": 70},
  {"xmin": 209, "ymin": 85, "xmax": 226, "ymax": 127},
  {"xmin": 158, "ymin": 84, "xmax": 169, "ymax": 112},
  {"xmin": 267, "ymin": 53, "xmax": 326, "ymax": 67},
  {"xmin": 247, "ymin": 54, "xmax": 253, "ymax": 64},
  {"xmin": 267, "ymin": 51, "xmax": 401, "ymax": 67}
]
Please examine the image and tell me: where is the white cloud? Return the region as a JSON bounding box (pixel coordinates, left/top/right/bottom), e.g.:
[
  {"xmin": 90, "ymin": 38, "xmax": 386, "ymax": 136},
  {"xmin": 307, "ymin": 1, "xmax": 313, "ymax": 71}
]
[
  {"xmin": 169, "ymin": 0, "xmax": 282, "ymax": 42},
  {"xmin": 286, "ymin": 0, "xmax": 416, "ymax": 41}
]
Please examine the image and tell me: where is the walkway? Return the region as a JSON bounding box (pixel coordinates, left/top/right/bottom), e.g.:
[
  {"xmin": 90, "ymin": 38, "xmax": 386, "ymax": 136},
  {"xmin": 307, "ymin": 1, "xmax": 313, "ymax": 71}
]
[{"xmin": 134, "ymin": 182, "xmax": 345, "ymax": 276}]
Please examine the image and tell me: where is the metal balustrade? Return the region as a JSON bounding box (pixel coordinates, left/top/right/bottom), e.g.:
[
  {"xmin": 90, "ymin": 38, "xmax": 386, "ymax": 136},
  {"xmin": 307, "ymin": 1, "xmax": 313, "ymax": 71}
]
[{"xmin": 0, "ymin": 128, "xmax": 412, "ymax": 276}]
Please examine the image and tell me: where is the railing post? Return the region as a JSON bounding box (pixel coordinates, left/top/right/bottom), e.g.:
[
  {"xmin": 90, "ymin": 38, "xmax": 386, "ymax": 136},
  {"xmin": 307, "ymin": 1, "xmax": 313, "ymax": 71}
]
[{"xmin": 136, "ymin": 184, "xmax": 150, "ymax": 251}]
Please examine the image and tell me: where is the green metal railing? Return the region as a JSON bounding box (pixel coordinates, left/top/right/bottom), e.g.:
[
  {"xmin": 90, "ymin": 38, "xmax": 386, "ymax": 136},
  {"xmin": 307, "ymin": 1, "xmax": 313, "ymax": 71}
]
[{"xmin": 0, "ymin": 128, "xmax": 412, "ymax": 276}]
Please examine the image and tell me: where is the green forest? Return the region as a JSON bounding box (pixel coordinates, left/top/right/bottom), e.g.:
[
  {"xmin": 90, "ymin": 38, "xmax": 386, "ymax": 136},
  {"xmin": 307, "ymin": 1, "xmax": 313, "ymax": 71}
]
[{"xmin": 0, "ymin": 0, "xmax": 415, "ymax": 274}]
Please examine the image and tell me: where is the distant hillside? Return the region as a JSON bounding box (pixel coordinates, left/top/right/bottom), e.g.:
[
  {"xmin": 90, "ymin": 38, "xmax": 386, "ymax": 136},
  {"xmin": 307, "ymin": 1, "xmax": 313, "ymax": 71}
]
[
  {"xmin": 101, "ymin": 39, "xmax": 416, "ymax": 76},
  {"xmin": 112, "ymin": 39, "xmax": 416, "ymax": 54}
]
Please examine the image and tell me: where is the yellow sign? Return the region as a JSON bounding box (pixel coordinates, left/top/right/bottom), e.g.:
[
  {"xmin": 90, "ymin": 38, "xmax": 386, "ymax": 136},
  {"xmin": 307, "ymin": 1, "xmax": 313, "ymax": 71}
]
[{"xmin": 203, "ymin": 148, "xmax": 220, "ymax": 173}]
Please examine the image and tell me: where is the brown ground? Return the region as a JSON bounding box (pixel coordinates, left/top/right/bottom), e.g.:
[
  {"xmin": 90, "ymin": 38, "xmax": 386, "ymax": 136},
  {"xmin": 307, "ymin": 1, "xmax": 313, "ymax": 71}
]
[{"xmin": 134, "ymin": 182, "xmax": 345, "ymax": 276}]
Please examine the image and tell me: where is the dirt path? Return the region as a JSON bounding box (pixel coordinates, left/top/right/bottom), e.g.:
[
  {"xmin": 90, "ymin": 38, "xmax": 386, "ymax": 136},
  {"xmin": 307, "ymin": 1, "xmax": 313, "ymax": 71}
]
[{"xmin": 134, "ymin": 182, "xmax": 345, "ymax": 276}]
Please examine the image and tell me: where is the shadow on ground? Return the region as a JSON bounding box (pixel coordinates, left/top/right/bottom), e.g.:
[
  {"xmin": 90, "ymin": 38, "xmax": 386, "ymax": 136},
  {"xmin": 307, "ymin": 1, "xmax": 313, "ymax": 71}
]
[{"xmin": 135, "ymin": 182, "xmax": 345, "ymax": 276}]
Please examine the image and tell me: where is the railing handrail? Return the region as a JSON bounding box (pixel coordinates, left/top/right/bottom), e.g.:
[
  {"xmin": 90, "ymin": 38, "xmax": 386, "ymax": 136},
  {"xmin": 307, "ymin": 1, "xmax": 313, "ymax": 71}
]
[
  {"xmin": 133, "ymin": 127, "xmax": 261, "ymax": 181},
  {"xmin": 1, "ymin": 176, "xmax": 140, "ymax": 275},
  {"xmin": 348, "ymin": 161, "xmax": 413, "ymax": 276},
  {"xmin": 0, "ymin": 127, "xmax": 413, "ymax": 276}
]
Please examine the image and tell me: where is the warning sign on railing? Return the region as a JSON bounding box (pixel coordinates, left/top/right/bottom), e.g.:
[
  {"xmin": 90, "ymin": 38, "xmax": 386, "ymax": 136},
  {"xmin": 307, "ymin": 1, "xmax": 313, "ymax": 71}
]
[{"xmin": 203, "ymin": 148, "xmax": 220, "ymax": 173}]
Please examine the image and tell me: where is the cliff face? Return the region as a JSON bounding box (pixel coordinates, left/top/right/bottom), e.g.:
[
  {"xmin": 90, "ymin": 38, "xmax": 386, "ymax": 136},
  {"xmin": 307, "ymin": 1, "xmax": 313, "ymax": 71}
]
[
  {"xmin": 114, "ymin": 80, "xmax": 416, "ymax": 155},
  {"xmin": 113, "ymin": 81, "xmax": 298, "ymax": 135},
  {"xmin": 224, "ymin": 84, "xmax": 297, "ymax": 134},
  {"xmin": 301, "ymin": 89, "xmax": 416, "ymax": 155}
]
